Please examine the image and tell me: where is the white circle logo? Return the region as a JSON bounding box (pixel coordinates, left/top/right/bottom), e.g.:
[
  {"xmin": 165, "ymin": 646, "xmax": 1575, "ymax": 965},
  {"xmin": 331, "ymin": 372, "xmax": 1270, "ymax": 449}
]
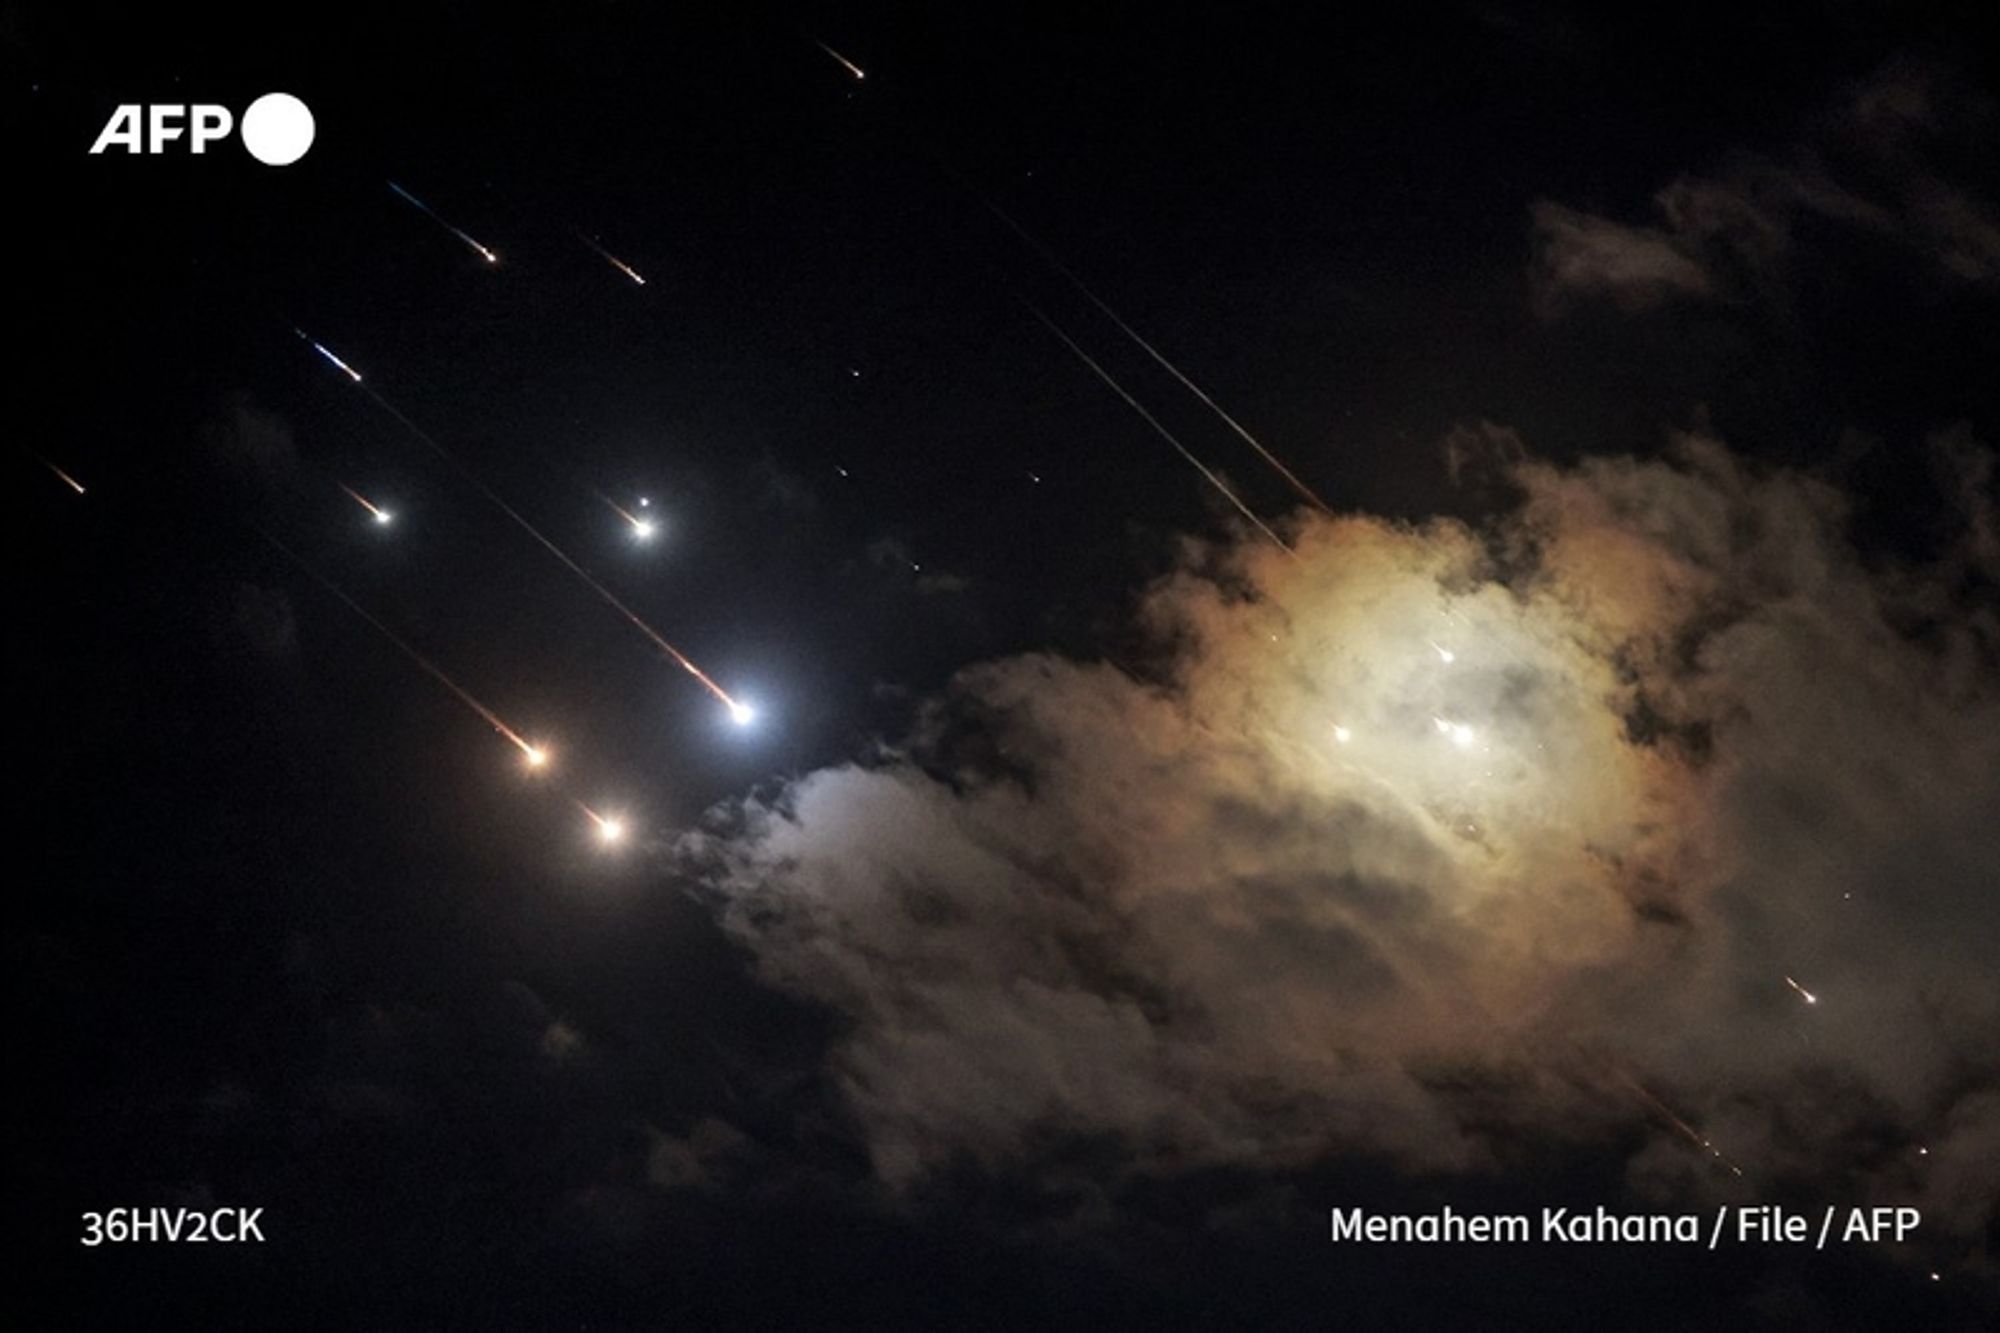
[{"xmin": 239, "ymin": 93, "xmax": 315, "ymax": 166}]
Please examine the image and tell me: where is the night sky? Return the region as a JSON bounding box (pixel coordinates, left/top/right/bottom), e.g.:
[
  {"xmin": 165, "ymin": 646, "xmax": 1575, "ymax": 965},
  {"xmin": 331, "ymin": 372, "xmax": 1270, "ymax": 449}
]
[{"xmin": 12, "ymin": 3, "xmax": 2000, "ymax": 1327}]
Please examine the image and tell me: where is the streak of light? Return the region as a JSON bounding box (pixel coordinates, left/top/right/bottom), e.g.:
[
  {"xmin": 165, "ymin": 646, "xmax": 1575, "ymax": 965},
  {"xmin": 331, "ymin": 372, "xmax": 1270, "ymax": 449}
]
[
  {"xmin": 578, "ymin": 232, "xmax": 646, "ymax": 285},
  {"xmin": 388, "ymin": 181, "xmax": 499, "ymax": 264},
  {"xmin": 339, "ymin": 484, "xmax": 394, "ymax": 524},
  {"xmin": 1614, "ymin": 1069, "xmax": 1747, "ymax": 1178},
  {"xmin": 1027, "ymin": 303, "xmax": 1295, "ymax": 558},
  {"xmin": 1784, "ymin": 975, "xmax": 1819, "ymax": 1005},
  {"xmin": 294, "ymin": 327, "xmax": 362, "ymax": 381},
  {"xmin": 813, "ymin": 39, "xmax": 866, "ymax": 81},
  {"xmin": 598, "ymin": 492, "xmax": 655, "ymax": 539},
  {"xmin": 578, "ymin": 801, "xmax": 626, "ymax": 844},
  {"xmin": 34, "ymin": 453, "xmax": 87, "ymax": 494},
  {"xmin": 1332, "ymin": 724, "xmax": 1352, "ymax": 744},
  {"xmin": 979, "ymin": 196, "xmax": 1331, "ymax": 515},
  {"xmin": 254, "ymin": 528, "xmax": 546, "ymax": 764},
  {"xmin": 1429, "ymin": 641, "xmax": 1456, "ymax": 663},
  {"xmin": 303, "ymin": 359, "xmax": 742, "ymax": 714}
]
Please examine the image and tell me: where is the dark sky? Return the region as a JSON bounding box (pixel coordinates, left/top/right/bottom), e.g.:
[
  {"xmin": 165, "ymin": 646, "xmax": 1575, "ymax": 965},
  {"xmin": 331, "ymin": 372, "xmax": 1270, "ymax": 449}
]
[{"xmin": 11, "ymin": 2, "xmax": 1999, "ymax": 1327}]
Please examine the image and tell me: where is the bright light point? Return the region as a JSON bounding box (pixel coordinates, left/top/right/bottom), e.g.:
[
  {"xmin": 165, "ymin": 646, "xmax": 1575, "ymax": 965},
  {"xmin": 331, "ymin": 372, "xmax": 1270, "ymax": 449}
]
[
  {"xmin": 374, "ymin": 510, "xmax": 393, "ymax": 525},
  {"xmin": 1431, "ymin": 642, "xmax": 1456, "ymax": 663},
  {"xmin": 728, "ymin": 701, "xmax": 756, "ymax": 726},
  {"xmin": 523, "ymin": 746, "xmax": 548, "ymax": 769},
  {"xmin": 1333, "ymin": 725, "xmax": 1352, "ymax": 744},
  {"xmin": 597, "ymin": 817, "xmax": 625, "ymax": 844},
  {"xmin": 632, "ymin": 519, "xmax": 656, "ymax": 539},
  {"xmin": 637, "ymin": 497, "xmax": 650, "ymax": 507},
  {"xmin": 1917, "ymin": 1146, "xmax": 1929, "ymax": 1155},
  {"xmin": 1452, "ymin": 723, "xmax": 1476, "ymax": 747}
]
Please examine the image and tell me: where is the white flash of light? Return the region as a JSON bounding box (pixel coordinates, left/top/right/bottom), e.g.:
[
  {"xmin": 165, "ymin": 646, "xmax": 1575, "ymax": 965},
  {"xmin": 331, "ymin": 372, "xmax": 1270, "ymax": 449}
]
[
  {"xmin": 311, "ymin": 340, "xmax": 362, "ymax": 382},
  {"xmin": 1433, "ymin": 716, "xmax": 1475, "ymax": 747}
]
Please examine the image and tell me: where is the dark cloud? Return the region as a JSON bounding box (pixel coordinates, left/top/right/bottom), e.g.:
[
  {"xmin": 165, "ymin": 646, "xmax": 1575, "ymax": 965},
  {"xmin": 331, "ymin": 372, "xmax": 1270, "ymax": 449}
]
[
  {"xmin": 200, "ymin": 391, "xmax": 299, "ymax": 492},
  {"xmin": 229, "ymin": 581, "xmax": 298, "ymax": 657},
  {"xmin": 1530, "ymin": 59, "xmax": 2000, "ymax": 315},
  {"xmin": 1529, "ymin": 201, "xmax": 1714, "ymax": 314}
]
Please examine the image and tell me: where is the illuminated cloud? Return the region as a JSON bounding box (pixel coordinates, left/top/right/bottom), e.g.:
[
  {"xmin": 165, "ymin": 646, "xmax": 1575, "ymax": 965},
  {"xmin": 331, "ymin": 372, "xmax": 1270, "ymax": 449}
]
[{"xmin": 685, "ymin": 431, "xmax": 2000, "ymax": 1268}]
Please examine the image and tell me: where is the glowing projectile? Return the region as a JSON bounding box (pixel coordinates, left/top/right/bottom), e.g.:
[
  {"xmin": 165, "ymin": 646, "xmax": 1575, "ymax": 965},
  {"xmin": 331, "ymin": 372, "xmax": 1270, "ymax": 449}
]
[
  {"xmin": 1783, "ymin": 975, "xmax": 1819, "ymax": 1005},
  {"xmin": 388, "ymin": 181, "xmax": 499, "ymax": 264},
  {"xmin": 1332, "ymin": 724, "xmax": 1352, "ymax": 744},
  {"xmin": 1429, "ymin": 641, "xmax": 1456, "ymax": 664},
  {"xmin": 36, "ymin": 454, "xmax": 87, "ymax": 494},
  {"xmin": 578, "ymin": 802, "xmax": 626, "ymax": 844},
  {"xmin": 294, "ymin": 327, "xmax": 362, "ymax": 382},
  {"xmin": 1027, "ymin": 304, "xmax": 1295, "ymax": 557},
  {"xmin": 727, "ymin": 700, "xmax": 757, "ymax": 727},
  {"xmin": 256, "ymin": 529, "xmax": 547, "ymax": 766},
  {"xmin": 599, "ymin": 493, "xmax": 656, "ymax": 540},
  {"xmin": 1614, "ymin": 1069, "xmax": 1747, "ymax": 1178},
  {"xmin": 814, "ymin": 39, "xmax": 866, "ymax": 81},
  {"xmin": 579, "ymin": 232, "xmax": 646, "ymax": 285},
  {"xmin": 339, "ymin": 483, "xmax": 394, "ymax": 525}
]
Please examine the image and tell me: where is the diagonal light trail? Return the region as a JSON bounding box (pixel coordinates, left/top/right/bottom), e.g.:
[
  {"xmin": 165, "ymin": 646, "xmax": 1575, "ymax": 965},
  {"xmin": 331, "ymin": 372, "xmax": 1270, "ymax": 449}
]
[
  {"xmin": 255, "ymin": 527, "xmax": 547, "ymax": 764},
  {"xmin": 986, "ymin": 197, "xmax": 1332, "ymax": 515},
  {"xmin": 1028, "ymin": 304, "xmax": 1295, "ymax": 558}
]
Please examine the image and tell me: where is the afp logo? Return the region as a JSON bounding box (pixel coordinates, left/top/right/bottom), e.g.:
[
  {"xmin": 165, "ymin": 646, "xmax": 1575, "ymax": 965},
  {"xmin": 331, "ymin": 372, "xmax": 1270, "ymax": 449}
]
[{"xmin": 89, "ymin": 92, "xmax": 315, "ymax": 166}]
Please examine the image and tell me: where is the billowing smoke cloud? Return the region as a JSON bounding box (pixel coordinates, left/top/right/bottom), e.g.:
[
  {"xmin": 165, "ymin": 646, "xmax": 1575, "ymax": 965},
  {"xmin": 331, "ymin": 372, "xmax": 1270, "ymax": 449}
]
[{"xmin": 682, "ymin": 432, "xmax": 1999, "ymax": 1262}]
